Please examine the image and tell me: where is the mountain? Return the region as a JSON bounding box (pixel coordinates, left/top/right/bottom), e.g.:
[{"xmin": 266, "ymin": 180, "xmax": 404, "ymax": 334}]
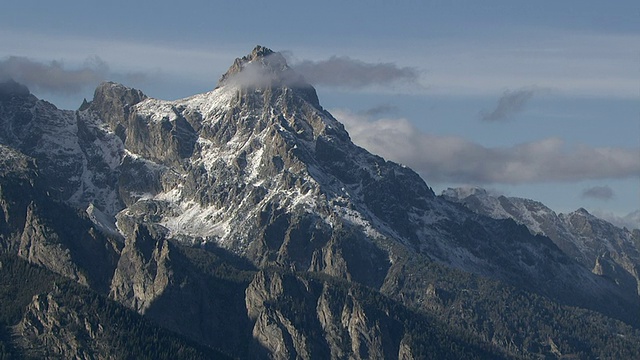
[
  {"xmin": 0, "ymin": 253, "xmax": 231, "ymax": 359},
  {"xmin": 443, "ymin": 186, "xmax": 640, "ymax": 299},
  {"xmin": 1, "ymin": 46, "xmax": 640, "ymax": 359}
]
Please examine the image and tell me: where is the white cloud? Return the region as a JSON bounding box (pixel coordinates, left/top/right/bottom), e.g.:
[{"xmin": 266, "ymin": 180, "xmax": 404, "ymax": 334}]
[
  {"xmin": 335, "ymin": 109, "xmax": 640, "ymax": 184},
  {"xmin": 219, "ymin": 52, "xmax": 308, "ymax": 89}
]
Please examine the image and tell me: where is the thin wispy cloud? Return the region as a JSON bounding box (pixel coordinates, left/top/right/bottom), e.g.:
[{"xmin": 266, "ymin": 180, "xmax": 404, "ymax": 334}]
[
  {"xmin": 336, "ymin": 110, "xmax": 640, "ymax": 185},
  {"xmin": 480, "ymin": 88, "xmax": 537, "ymax": 122},
  {"xmin": 0, "ymin": 56, "xmax": 146, "ymax": 95},
  {"xmin": 292, "ymin": 56, "xmax": 420, "ymax": 88},
  {"xmin": 582, "ymin": 185, "xmax": 614, "ymax": 200}
]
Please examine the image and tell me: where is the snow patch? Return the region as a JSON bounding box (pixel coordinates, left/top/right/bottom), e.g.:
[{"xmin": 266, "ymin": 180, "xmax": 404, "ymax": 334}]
[
  {"xmin": 159, "ymin": 200, "xmax": 229, "ymax": 239},
  {"xmin": 86, "ymin": 203, "xmax": 121, "ymax": 238}
]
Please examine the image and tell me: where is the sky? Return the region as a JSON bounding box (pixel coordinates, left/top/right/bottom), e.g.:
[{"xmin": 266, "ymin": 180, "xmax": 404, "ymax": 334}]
[{"xmin": 1, "ymin": 1, "xmax": 638, "ymax": 228}]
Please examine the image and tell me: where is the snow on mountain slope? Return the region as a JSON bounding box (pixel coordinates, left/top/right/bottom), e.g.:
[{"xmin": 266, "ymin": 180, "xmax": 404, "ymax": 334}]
[
  {"xmin": 0, "ymin": 80, "xmax": 125, "ymax": 216},
  {"xmin": 442, "ymin": 187, "xmax": 556, "ymax": 235},
  {"xmin": 79, "ymin": 47, "xmax": 638, "ymax": 317}
]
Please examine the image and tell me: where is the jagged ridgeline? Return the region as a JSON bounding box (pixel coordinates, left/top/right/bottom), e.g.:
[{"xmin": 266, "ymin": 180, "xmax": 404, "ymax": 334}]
[
  {"xmin": 1, "ymin": 46, "xmax": 640, "ymax": 359},
  {"xmin": 443, "ymin": 187, "xmax": 640, "ymax": 300}
]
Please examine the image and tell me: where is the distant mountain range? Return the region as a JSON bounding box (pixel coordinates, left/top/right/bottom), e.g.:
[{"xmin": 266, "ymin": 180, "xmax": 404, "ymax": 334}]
[
  {"xmin": 595, "ymin": 209, "xmax": 640, "ymax": 232},
  {"xmin": 443, "ymin": 186, "xmax": 640, "ymax": 297},
  {"xmin": 1, "ymin": 46, "xmax": 640, "ymax": 359}
]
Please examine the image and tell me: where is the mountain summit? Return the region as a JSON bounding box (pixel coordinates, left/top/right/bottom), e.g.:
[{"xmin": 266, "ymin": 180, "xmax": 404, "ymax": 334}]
[
  {"xmin": 1, "ymin": 47, "xmax": 640, "ymax": 358},
  {"xmin": 218, "ymin": 45, "xmax": 286, "ymax": 83},
  {"xmin": 216, "ymin": 45, "xmax": 320, "ymax": 107}
]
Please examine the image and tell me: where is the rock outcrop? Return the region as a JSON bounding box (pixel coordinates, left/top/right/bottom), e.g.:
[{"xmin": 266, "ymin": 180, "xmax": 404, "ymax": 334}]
[
  {"xmin": 109, "ymin": 224, "xmax": 172, "ymax": 313},
  {"xmin": 14, "ymin": 289, "xmax": 110, "ymax": 359},
  {"xmin": 245, "ymin": 270, "xmax": 491, "ymax": 359}
]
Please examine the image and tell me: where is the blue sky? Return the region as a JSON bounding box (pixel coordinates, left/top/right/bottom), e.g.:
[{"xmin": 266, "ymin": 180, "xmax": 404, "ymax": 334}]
[{"xmin": 1, "ymin": 1, "xmax": 638, "ymax": 227}]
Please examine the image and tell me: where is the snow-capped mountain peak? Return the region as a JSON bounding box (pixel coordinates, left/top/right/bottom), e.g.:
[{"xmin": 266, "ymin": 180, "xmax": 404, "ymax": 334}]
[
  {"xmin": 1, "ymin": 47, "xmax": 637, "ymax": 339},
  {"xmin": 215, "ymin": 46, "xmax": 321, "ymax": 109}
]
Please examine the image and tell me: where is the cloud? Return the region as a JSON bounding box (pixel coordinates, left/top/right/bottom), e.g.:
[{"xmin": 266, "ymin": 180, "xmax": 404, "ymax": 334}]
[
  {"xmin": 2, "ymin": 28, "xmax": 638, "ymax": 99},
  {"xmin": 335, "ymin": 110, "xmax": 640, "ymax": 185},
  {"xmin": 0, "ymin": 56, "xmax": 106, "ymax": 94},
  {"xmin": 219, "ymin": 52, "xmax": 309, "ymax": 90},
  {"xmin": 221, "ymin": 61, "xmax": 281, "ymax": 88},
  {"xmin": 292, "ymin": 56, "xmax": 420, "ymax": 88},
  {"xmin": 220, "ymin": 52, "xmax": 420, "ymax": 93},
  {"xmin": 581, "ymin": 186, "xmax": 614, "ymax": 200},
  {"xmin": 220, "ymin": 51, "xmax": 420, "ymax": 94},
  {"xmin": 0, "ymin": 56, "xmax": 146, "ymax": 95},
  {"xmin": 480, "ymin": 88, "xmax": 537, "ymax": 122}
]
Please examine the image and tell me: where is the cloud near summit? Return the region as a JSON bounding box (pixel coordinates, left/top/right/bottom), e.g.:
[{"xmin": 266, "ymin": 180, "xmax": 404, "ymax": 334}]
[
  {"xmin": 220, "ymin": 52, "xmax": 421, "ymax": 91},
  {"xmin": 335, "ymin": 110, "xmax": 640, "ymax": 185},
  {"xmin": 291, "ymin": 56, "xmax": 420, "ymax": 88}
]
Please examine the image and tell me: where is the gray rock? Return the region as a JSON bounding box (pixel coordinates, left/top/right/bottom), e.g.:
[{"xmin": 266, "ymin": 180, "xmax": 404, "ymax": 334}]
[
  {"xmin": 17, "ymin": 200, "xmax": 121, "ymax": 293},
  {"xmin": 109, "ymin": 223, "xmax": 172, "ymax": 313},
  {"xmin": 245, "ymin": 270, "xmax": 408, "ymax": 359},
  {"xmin": 15, "ymin": 289, "xmax": 109, "ymax": 359}
]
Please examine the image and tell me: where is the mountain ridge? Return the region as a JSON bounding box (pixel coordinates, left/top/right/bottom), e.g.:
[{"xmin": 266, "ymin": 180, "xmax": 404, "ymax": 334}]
[{"xmin": 443, "ymin": 186, "xmax": 640, "ymax": 298}]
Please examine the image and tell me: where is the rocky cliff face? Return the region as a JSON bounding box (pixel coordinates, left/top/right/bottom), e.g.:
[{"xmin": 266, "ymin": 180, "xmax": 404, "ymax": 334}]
[
  {"xmin": 109, "ymin": 224, "xmax": 172, "ymax": 313},
  {"xmin": 8, "ymin": 277, "xmax": 230, "ymax": 360},
  {"xmin": 244, "ymin": 270, "xmax": 500, "ymax": 360},
  {"xmin": 0, "ymin": 145, "xmax": 121, "ymax": 293},
  {"xmin": 14, "ymin": 288, "xmax": 111, "ymax": 359},
  {"xmin": 0, "ymin": 145, "xmax": 39, "ymax": 251},
  {"xmin": 246, "ymin": 270, "xmax": 404, "ymax": 359}
]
